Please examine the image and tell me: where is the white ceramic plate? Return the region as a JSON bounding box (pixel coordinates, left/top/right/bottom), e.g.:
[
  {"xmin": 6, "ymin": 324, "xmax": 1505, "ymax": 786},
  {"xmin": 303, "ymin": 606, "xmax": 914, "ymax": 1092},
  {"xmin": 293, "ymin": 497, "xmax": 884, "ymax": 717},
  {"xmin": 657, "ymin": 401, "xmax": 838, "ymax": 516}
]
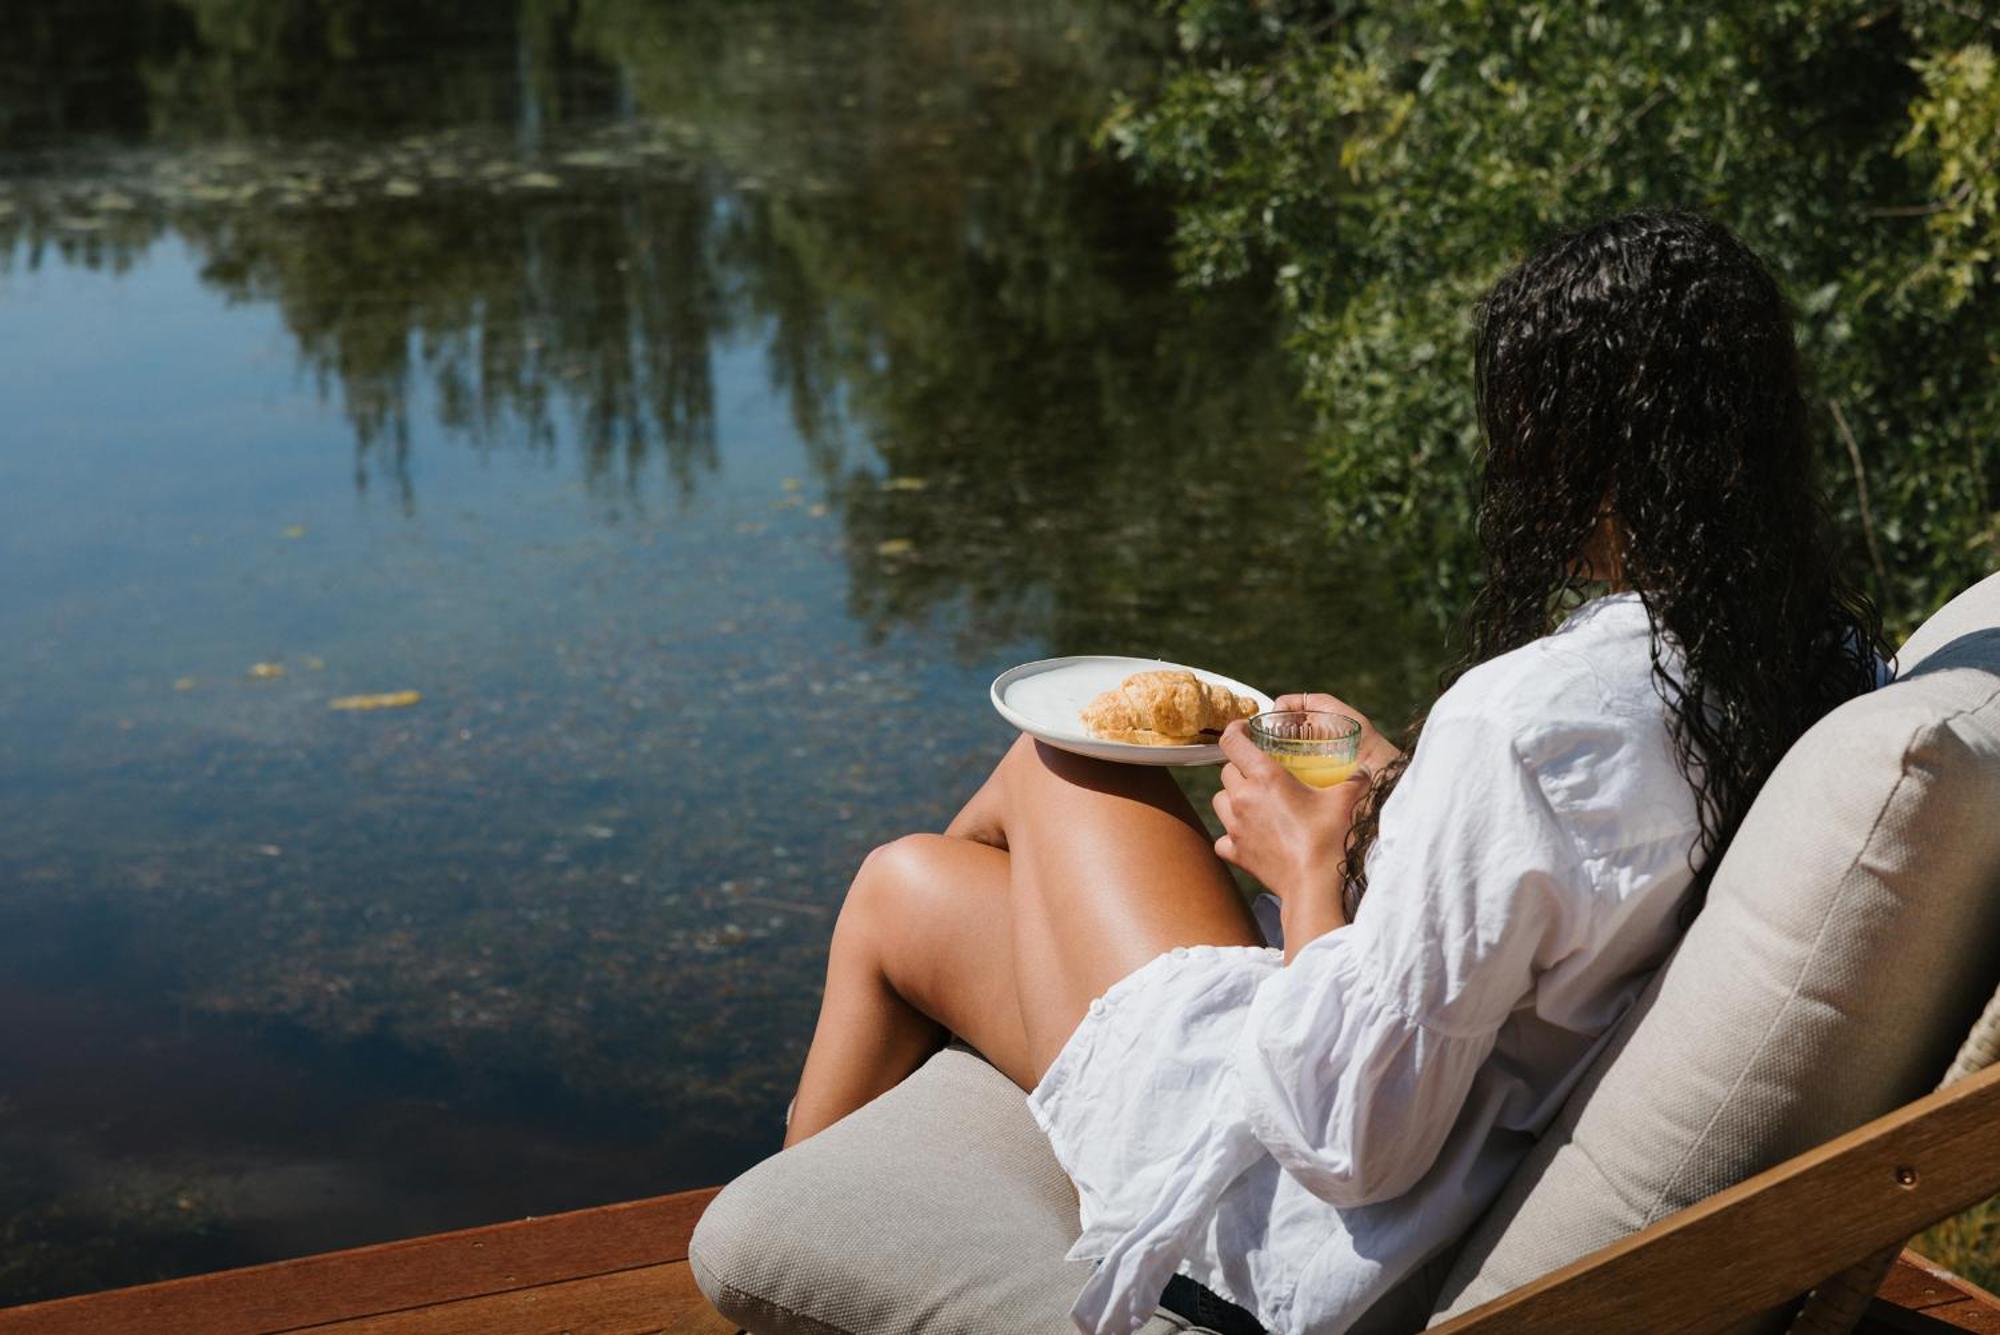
[{"xmin": 989, "ymin": 655, "xmax": 1274, "ymax": 767}]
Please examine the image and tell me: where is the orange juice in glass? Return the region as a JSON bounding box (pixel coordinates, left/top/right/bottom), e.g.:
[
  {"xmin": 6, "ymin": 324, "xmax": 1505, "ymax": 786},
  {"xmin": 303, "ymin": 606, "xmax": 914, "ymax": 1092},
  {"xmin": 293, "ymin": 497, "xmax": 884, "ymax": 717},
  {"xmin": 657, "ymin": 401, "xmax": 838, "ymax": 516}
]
[{"xmin": 1249, "ymin": 710, "xmax": 1362, "ymax": 787}]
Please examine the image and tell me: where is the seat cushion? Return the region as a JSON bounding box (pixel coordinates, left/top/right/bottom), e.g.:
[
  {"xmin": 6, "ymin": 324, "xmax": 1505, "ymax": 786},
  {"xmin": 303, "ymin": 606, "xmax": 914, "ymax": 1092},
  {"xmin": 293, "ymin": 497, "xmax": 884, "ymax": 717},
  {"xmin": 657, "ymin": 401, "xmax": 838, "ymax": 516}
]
[
  {"xmin": 1431, "ymin": 578, "xmax": 2000, "ymax": 1324},
  {"xmin": 690, "ymin": 1044, "xmax": 1184, "ymax": 1335}
]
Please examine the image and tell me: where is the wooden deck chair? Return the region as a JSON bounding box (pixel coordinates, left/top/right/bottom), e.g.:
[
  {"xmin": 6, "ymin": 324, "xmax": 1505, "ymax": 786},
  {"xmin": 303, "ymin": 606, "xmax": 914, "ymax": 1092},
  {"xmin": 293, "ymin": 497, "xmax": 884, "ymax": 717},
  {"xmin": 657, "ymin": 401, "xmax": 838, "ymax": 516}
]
[{"xmin": 1432, "ymin": 982, "xmax": 2000, "ymax": 1334}]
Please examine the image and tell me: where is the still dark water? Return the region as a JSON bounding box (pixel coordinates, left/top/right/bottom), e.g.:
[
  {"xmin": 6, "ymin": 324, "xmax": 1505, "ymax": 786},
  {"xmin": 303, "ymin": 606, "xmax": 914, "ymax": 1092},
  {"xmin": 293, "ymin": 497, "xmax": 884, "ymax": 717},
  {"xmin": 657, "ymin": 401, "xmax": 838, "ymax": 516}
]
[{"xmin": 0, "ymin": 0, "xmax": 1444, "ymax": 1300}]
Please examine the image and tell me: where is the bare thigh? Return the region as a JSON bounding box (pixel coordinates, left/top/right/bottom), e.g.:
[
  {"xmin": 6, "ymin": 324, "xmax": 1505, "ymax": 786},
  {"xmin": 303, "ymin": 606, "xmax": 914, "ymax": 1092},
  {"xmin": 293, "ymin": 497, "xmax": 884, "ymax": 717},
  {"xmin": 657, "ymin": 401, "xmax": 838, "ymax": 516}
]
[{"xmin": 945, "ymin": 736, "xmax": 1263, "ymax": 1080}]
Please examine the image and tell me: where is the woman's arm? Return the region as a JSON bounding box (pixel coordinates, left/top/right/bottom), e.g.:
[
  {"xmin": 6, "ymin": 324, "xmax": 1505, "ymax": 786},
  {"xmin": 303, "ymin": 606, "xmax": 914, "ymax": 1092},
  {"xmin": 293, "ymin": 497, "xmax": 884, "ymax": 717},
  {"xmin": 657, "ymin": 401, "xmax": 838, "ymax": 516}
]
[
  {"xmin": 1275, "ymin": 878, "xmax": 1347, "ymax": 958},
  {"xmin": 1211, "ymin": 721, "xmax": 1368, "ymax": 960}
]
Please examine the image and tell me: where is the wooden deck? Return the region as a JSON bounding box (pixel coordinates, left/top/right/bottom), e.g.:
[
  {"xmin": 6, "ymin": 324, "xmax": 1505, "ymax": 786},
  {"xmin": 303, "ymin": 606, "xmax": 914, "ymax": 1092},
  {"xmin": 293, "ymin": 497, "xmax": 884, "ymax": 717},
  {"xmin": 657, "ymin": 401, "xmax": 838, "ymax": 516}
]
[
  {"xmin": 0, "ymin": 1187, "xmax": 731, "ymax": 1335},
  {"xmin": 0, "ymin": 1183, "xmax": 1995, "ymax": 1334}
]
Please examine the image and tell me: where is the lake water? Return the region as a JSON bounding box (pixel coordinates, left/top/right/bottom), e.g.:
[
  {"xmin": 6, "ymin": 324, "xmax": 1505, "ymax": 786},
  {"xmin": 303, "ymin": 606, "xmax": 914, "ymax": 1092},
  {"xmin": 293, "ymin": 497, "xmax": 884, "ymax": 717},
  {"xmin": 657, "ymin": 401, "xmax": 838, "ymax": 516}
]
[{"xmin": 0, "ymin": 0, "xmax": 1446, "ymax": 1300}]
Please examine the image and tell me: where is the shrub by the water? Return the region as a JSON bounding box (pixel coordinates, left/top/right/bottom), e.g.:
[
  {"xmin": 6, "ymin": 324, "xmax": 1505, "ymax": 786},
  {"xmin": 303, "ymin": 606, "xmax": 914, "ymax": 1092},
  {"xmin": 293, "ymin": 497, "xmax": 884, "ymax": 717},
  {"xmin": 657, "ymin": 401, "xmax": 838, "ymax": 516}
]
[{"xmin": 1108, "ymin": 0, "xmax": 2000, "ymax": 641}]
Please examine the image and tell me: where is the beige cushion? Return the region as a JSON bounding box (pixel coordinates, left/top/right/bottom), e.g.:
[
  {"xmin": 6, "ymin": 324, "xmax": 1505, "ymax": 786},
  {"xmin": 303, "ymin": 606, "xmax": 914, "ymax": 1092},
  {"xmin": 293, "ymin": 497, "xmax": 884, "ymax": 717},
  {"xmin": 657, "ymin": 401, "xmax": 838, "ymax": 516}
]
[
  {"xmin": 690, "ymin": 1045, "xmax": 1185, "ymax": 1335},
  {"xmin": 1430, "ymin": 581, "xmax": 2000, "ymax": 1323}
]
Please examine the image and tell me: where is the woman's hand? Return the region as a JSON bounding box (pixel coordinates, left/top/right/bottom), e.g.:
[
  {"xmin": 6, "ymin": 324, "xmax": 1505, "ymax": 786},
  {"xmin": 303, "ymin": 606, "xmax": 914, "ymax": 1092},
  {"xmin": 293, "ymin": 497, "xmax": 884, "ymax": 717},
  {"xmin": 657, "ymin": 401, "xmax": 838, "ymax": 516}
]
[
  {"xmin": 1211, "ymin": 721, "xmax": 1372, "ymax": 941},
  {"xmin": 1274, "ymin": 691, "xmax": 1403, "ymax": 775}
]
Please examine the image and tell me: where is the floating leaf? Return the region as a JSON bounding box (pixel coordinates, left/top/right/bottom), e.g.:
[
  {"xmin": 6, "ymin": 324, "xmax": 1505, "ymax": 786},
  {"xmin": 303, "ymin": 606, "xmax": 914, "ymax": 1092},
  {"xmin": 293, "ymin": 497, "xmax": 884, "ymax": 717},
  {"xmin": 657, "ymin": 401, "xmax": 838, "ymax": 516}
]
[
  {"xmin": 328, "ymin": 690, "xmax": 422, "ymax": 711},
  {"xmin": 875, "ymin": 538, "xmax": 916, "ymax": 557},
  {"xmin": 514, "ymin": 171, "xmax": 562, "ymax": 190},
  {"xmin": 173, "ymin": 677, "xmax": 196, "ymax": 692},
  {"xmin": 248, "ymin": 662, "xmax": 286, "ymax": 679},
  {"xmin": 883, "ymin": 476, "xmax": 929, "ymax": 491},
  {"xmin": 780, "ymin": 477, "xmax": 803, "ymax": 492},
  {"xmin": 807, "ymin": 503, "xmax": 829, "ymax": 518},
  {"xmin": 282, "ymin": 524, "xmax": 307, "ymax": 539}
]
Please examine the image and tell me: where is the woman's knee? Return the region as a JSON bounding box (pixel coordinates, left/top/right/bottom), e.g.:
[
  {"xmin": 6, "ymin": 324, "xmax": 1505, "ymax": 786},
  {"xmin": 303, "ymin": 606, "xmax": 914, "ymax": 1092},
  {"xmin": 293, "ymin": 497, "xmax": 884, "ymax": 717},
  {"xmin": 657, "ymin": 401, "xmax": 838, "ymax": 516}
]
[{"xmin": 837, "ymin": 834, "xmax": 957, "ymax": 947}]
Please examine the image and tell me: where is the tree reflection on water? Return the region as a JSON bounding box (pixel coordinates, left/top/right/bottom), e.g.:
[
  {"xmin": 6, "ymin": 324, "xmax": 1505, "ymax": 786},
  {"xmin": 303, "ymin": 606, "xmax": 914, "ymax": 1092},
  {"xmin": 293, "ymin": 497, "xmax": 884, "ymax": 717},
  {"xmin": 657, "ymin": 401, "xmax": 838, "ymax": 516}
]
[
  {"xmin": 1, "ymin": 0, "xmax": 1435, "ymax": 692},
  {"xmin": 0, "ymin": 0, "xmax": 1449, "ymax": 1303}
]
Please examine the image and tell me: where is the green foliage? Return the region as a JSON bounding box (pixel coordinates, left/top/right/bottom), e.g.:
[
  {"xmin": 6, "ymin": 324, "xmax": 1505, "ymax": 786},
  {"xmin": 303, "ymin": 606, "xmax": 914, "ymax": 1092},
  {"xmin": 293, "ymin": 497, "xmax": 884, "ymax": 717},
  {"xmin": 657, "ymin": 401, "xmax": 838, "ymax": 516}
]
[
  {"xmin": 1902, "ymin": 41, "xmax": 2000, "ymax": 311},
  {"xmin": 1109, "ymin": 0, "xmax": 2000, "ymax": 635},
  {"xmin": 1922, "ymin": 1196, "xmax": 2000, "ymax": 1299}
]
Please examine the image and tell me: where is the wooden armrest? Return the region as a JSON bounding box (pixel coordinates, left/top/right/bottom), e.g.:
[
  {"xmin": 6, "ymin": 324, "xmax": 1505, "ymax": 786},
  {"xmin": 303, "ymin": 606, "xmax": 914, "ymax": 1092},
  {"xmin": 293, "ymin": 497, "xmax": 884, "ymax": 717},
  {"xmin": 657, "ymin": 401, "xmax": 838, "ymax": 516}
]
[{"xmin": 1434, "ymin": 1061, "xmax": 2000, "ymax": 1335}]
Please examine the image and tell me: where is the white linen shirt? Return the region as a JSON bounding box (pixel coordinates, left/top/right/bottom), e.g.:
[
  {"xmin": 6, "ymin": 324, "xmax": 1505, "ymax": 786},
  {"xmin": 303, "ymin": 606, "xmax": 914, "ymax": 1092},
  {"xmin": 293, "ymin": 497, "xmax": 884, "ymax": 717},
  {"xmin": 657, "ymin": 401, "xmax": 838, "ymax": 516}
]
[{"xmin": 1026, "ymin": 592, "xmax": 1704, "ymax": 1335}]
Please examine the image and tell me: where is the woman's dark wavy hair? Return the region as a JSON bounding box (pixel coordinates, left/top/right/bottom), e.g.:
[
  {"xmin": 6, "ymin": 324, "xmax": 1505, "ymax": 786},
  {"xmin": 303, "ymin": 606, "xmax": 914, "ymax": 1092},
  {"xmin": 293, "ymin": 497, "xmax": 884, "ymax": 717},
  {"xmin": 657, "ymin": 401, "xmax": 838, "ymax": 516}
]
[{"xmin": 1341, "ymin": 207, "xmax": 1885, "ymax": 918}]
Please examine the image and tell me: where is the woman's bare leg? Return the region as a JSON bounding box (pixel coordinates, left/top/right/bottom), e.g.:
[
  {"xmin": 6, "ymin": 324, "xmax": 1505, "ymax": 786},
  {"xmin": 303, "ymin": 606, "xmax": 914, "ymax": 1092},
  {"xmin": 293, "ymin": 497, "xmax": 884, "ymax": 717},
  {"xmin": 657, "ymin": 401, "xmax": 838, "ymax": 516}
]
[
  {"xmin": 986, "ymin": 736, "xmax": 1260, "ymax": 1074},
  {"xmin": 785, "ymin": 735, "xmax": 1259, "ymax": 1143},
  {"xmin": 785, "ymin": 833, "xmax": 1028, "ymax": 1144}
]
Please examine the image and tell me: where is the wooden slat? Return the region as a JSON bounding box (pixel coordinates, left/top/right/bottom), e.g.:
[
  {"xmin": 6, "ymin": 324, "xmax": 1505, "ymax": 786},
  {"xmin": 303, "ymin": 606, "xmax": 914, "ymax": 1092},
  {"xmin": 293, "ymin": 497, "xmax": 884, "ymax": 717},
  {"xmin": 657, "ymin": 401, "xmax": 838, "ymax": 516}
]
[
  {"xmin": 1874, "ymin": 1253, "xmax": 2000, "ymax": 1332},
  {"xmin": 299, "ymin": 1260, "xmax": 734, "ymax": 1335},
  {"xmin": 0, "ymin": 1187, "xmax": 720, "ymax": 1335},
  {"xmin": 1860, "ymin": 1298, "xmax": 2000, "ymax": 1335},
  {"xmin": 1885, "ymin": 1253, "xmax": 1988, "ymax": 1314},
  {"xmin": 1864, "ymin": 1298, "xmax": 2000, "ymax": 1334},
  {"xmin": 1434, "ymin": 1062, "xmax": 2000, "ymax": 1335}
]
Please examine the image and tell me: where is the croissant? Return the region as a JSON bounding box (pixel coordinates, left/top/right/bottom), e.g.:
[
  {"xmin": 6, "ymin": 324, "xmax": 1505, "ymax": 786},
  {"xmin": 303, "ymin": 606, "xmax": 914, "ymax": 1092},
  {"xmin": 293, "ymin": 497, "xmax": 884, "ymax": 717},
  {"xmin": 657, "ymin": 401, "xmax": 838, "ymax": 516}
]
[{"xmin": 1080, "ymin": 669, "xmax": 1258, "ymax": 745}]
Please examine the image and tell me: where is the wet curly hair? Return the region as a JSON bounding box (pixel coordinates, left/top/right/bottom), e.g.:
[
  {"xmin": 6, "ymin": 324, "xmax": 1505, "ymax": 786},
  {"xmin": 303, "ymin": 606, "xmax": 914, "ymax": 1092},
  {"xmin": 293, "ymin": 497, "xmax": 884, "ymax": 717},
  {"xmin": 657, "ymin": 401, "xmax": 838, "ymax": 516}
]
[{"xmin": 1341, "ymin": 207, "xmax": 1886, "ymax": 918}]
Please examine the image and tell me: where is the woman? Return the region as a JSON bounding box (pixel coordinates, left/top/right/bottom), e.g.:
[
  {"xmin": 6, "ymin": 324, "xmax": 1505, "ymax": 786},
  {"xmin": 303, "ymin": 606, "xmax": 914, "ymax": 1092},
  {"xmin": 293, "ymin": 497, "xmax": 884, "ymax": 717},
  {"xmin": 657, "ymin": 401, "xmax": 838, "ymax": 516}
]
[{"xmin": 783, "ymin": 209, "xmax": 1886, "ymax": 1335}]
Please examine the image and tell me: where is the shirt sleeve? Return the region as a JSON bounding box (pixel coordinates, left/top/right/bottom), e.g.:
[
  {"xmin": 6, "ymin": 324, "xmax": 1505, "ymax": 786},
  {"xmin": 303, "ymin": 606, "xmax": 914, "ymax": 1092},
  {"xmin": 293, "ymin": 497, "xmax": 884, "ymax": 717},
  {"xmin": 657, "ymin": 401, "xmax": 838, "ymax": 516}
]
[{"xmin": 1229, "ymin": 710, "xmax": 1596, "ymax": 1208}]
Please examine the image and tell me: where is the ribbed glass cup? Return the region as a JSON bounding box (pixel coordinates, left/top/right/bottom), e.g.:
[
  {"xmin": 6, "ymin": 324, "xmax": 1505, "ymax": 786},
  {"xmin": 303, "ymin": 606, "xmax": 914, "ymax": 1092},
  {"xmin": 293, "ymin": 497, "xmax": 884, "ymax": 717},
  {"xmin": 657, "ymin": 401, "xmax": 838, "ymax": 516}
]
[{"xmin": 1248, "ymin": 709, "xmax": 1362, "ymax": 788}]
